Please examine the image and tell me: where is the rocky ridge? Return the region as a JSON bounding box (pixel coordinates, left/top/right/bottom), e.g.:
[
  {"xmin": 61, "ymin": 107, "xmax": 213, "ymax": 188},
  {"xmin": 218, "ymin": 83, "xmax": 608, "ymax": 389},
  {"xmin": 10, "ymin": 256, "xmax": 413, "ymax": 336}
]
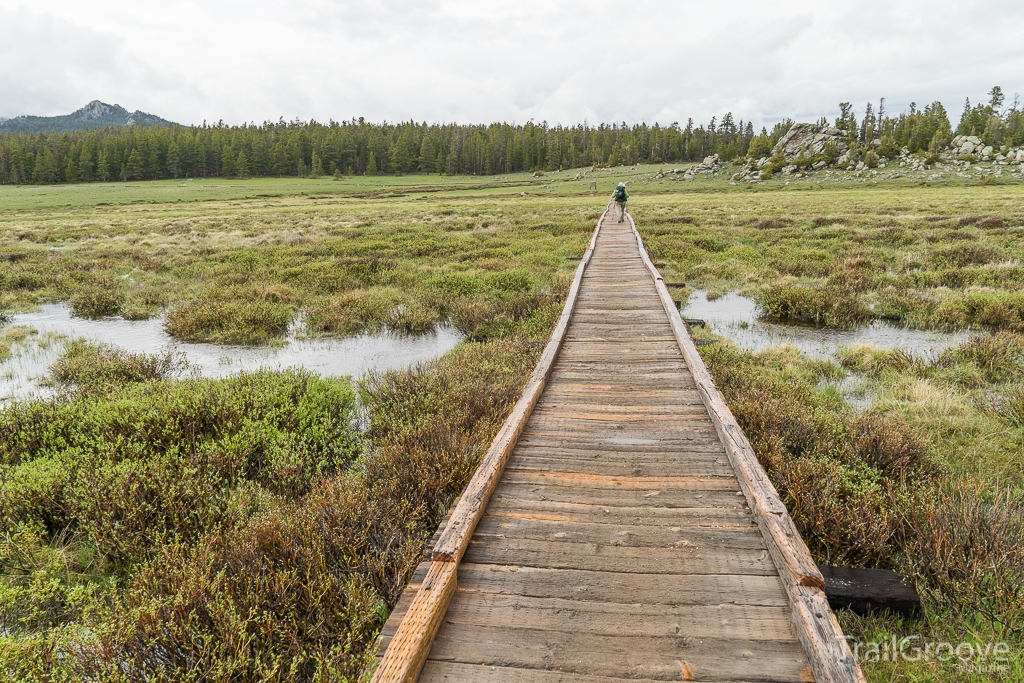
[
  {"xmin": 691, "ymin": 122, "xmax": 1024, "ymax": 185},
  {"xmin": 0, "ymin": 100, "xmax": 174, "ymax": 133}
]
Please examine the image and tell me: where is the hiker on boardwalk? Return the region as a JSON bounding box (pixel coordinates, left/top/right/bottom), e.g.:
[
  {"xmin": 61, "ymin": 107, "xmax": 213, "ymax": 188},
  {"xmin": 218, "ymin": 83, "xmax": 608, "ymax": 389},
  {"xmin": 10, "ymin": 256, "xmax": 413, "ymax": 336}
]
[{"xmin": 611, "ymin": 182, "xmax": 628, "ymax": 222}]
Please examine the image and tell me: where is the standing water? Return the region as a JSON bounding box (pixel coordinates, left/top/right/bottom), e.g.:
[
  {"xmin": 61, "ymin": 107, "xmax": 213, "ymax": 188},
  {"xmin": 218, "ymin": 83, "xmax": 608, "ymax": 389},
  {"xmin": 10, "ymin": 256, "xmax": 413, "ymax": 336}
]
[
  {"xmin": 682, "ymin": 291, "xmax": 973, "ymax": 359},
  {"xmin": 0, "ymin": 304, "xmax": 463, "ymax": 404},
  {"xmin": 681, "ymin": 291, "xmax": 975, "ymax": 410}
]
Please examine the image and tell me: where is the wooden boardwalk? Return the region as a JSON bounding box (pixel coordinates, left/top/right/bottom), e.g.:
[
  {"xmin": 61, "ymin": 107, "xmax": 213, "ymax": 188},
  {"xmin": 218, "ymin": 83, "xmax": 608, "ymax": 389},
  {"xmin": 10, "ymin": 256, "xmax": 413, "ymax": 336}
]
[{"xmin": 371, "ymin": 210, "xmax": 864, "ymax": 683}]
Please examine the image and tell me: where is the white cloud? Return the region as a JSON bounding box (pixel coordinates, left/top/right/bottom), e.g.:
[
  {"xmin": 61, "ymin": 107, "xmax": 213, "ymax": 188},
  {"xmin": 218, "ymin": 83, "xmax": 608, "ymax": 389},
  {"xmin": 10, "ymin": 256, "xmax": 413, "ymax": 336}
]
[{"xmin": 0, "ymin": 0, "xmax": 1021, "ymax": 127}]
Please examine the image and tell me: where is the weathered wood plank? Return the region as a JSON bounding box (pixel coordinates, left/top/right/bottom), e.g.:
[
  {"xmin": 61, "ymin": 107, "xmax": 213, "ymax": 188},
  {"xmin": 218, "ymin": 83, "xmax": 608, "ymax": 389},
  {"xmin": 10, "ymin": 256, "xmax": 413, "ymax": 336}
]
[
  {"xmin": 371, "ymin": 561, "xmax": 458, "ymax": 683},
  {"xmin": 496, "ymin": 470, "xmax": 739, "ymax": 491},
  {"xmin": 457, "ymin": 563, "xmax": 789, "ymax": 606},
  {"xmin": 473, "ymin": 515, "xmax": 768, "ymax": 550},
  {"xmin": 441, "ymin": 593, "xmax": 798, "ymax": 641},
  {"xmin": 462, "ymin": 536, "xmax": 778, "ymax": 576},
  {"xmin": 419, "ymin": 661, "xmax": 714, "ymax": 683},
  {"xmin": 484, "ymin": 497, "xmax": 758, "ymax": 527},
  {"xmin": 487, "ymin": 483, "xmax": 745, "ymax": 509},
  {"xmin": 503, "ymin": 454, "xmax": 735, "ymax": 478},
  {"xmin": 819, "ymin": 564, "xmax": 921, "ymax": 615},
  {"xmin": 427, "ymin": 625, "xmax": 812, "ymax": 682}
]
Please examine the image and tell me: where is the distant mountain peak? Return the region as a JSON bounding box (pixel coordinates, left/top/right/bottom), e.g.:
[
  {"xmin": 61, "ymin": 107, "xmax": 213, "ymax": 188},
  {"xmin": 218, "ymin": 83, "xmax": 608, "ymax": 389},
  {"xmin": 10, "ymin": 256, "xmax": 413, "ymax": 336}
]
[
  {"xmin": 75, "ymin": 100, "xmax": 127, "ymax": 121},
  {"xmin": 0, "ymin": 101, "xmax": 174, "ymax": 133}
]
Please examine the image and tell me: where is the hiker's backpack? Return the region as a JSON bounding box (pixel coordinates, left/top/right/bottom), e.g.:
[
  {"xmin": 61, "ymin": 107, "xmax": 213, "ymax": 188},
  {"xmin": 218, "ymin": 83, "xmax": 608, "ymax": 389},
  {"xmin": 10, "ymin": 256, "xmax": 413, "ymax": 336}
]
[{"xmin": 614, "ymin": 186, "xmax": 626, "ymax": 202}]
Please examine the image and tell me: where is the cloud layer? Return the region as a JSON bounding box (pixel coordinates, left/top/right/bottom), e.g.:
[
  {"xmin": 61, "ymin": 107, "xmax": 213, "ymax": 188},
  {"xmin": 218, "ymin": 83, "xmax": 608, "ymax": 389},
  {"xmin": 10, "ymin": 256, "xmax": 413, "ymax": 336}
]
[{"xmin": 2, "ymin": 0, "xmax": 1022, "ymax": 127}]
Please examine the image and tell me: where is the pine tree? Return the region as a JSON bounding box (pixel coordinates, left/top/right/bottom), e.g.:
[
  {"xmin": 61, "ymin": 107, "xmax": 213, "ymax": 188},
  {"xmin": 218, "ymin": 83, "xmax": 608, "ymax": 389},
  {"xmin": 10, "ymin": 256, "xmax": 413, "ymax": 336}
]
[
  {"xmin": 167, "ymin": 140, "xmax": 182, "ymax": 178},
  {"xmin": 78, "ymin": 151, "xmax": 94, "ymax": 181},
  {"xmin": 33, "ymin": 147, "xmax": 57, "ymax": 183},
  {"xmin": 365, "ymin": 151, "xmax": 377, "ymax": 176},
  {"xmin": 125, "ymin": 149, "xmax": 145, "ymax": 180},
  {"xmin": 388, "ymin": 142, "xmax": 410, "ymax": 174},
  {"xmin": 419, "ymin": 137, "xmax": 435, "ymax": 172},
  {"xmin": 237, "ymin": 150, "xmax": 249, "ymax": 178},
  {"xmin": 989, "ymin": 86, "xmax": 1005, "ymax": 112},
  {"xmin": 148, "ymin": 148, "xmax": 160, "ymax": 179},
  {"xmin": 220, "ymin": 148, "xmax": 236, "ymax": 177},
  {"xmin": 65, "ymin": 156, "xmax": 80, "ymax": 183}
]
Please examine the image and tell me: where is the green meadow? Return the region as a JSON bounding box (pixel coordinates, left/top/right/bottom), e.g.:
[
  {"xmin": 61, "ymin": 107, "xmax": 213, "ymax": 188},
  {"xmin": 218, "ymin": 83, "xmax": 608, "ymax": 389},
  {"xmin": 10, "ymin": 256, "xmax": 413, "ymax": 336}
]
[{"xmin": 1, "ymin": 167, "xmax": 1022, "ymax": 681}]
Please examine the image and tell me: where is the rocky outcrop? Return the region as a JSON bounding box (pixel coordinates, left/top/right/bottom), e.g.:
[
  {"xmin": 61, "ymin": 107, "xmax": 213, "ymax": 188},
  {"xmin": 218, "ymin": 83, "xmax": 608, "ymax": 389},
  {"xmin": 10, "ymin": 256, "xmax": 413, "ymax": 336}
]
[
  {"xmin": 771, "ymin": 123, "xmax": 849, "ymax": 160},
  {"xmin": 667, "ymin": 121, "xmax": 1024, "ymax": 185},
  {"xmin": 683, "ymin": 154, "xmax": 722, "ymax": 179}
]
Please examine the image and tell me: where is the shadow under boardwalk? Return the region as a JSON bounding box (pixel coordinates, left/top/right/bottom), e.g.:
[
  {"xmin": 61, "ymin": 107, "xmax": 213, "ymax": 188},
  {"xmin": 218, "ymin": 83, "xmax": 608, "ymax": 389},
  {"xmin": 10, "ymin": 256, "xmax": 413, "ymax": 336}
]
[{"xmin": 379, "ymin": 216, "xmax": 817, "ymax": 682}]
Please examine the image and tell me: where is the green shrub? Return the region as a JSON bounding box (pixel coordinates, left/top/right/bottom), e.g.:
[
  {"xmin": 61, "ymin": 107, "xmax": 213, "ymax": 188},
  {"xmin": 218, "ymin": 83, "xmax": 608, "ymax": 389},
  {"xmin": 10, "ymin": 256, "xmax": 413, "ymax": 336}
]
[
  {"xmin": 929, "ymin": 289, "xmax": 1024, "ymax": 331},
  {"xmin": 166, "ymin": 284, "xmax": 296, "ymax": 344},
  {"xmin": 69, "ymin": 276, "xmax": 126, "ymax": 318},
  {"xmin": 48, "ymin": 340, "xmax": 187, "ymax": 393},
  {"xmin": 757, "ymin": 283, "xmax": 871, "ymax": 328},
  {"xmin": 305, "ymin": 288, "xmax": 403, "ymax": 336},
  {"xmin": 70, "ymin": 341, "xmax": 534, "ymax": 680},
  {"xmin": 938, "ymin": 331, "xmax": 1024, "ymax": 383}
]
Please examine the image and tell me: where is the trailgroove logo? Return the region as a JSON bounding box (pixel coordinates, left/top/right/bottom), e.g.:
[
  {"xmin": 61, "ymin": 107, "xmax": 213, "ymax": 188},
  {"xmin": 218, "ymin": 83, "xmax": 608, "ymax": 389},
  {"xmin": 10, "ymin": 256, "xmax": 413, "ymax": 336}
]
[{"xmin": 845, "ymin": 636, "xmax": 1011, "ymax": 672}]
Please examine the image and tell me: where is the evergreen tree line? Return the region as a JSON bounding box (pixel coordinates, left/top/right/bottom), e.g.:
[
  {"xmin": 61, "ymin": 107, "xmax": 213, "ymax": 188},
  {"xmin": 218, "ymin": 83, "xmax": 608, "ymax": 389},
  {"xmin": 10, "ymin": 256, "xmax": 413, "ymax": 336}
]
[
  {"xmin": 0, "ymin": 87, "xmax": 1019, "ymax": 185},
  {"xmin": 0, "ymin": 114, "xmax": 766, "ymax": 185}
]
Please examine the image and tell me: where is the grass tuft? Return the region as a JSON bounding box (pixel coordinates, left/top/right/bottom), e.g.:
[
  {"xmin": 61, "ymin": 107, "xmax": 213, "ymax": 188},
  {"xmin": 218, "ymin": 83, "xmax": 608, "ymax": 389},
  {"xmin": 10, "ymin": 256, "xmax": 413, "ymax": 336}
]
[{"xmin": 166, "ymin": 284, "xmax": 296, "ymax": 344}]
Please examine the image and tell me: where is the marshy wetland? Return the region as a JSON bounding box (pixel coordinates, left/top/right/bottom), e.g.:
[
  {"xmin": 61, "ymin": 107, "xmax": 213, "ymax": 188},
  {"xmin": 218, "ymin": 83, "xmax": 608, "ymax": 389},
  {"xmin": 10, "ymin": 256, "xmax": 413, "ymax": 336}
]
[{"xmin": 2, "ymin": 170, "xmax": 1023, "ymax": 681}]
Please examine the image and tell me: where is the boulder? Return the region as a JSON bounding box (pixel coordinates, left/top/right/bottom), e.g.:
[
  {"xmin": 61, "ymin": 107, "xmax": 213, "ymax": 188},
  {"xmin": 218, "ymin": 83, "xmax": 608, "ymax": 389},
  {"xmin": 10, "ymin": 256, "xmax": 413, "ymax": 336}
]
[
  {"xmin": 771, "ymin": 123, "xmax": 848, "ymax": 161},
  {"xmin": 688, "ymin": 154, "xmax": 722, "ymax": 175}
]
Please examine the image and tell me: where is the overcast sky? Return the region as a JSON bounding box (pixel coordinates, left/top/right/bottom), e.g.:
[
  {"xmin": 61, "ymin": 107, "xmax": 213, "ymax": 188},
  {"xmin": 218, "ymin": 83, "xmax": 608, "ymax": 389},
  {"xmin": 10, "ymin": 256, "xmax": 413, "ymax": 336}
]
[{"xmin": 1, "ymin": 0, "xmax": 1022, "ymax": 128}]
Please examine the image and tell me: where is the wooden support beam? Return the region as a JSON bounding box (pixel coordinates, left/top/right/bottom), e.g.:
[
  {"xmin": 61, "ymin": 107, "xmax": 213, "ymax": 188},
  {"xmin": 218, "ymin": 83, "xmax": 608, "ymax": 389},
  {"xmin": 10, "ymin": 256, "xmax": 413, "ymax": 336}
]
[
  {"xmin": 820, "ymin": 565, "xmax": 921, "ymax": 615},
  {"xmin": 628, "ymin": 213, "xmax": 866, "ymax": 683}
]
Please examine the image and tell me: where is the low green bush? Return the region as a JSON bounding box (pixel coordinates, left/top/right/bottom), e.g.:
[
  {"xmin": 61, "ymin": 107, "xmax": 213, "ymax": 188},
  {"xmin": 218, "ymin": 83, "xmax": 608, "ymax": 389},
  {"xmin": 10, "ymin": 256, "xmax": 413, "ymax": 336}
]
[
  {"xmin": 756, "ymin": 283, "xmax": 871, "ymax": 328},
  {"xmin": 68, "ymin": 275, "xmax": 126, "ymax": 319},
  {"xmin": 166, "ymin": 284, "xmax": 296, "ymax": 344},
  {"xmin": 0, "ymin": 337, "xmax": 541, "ymax": 680},
  {"xmin": 47, "ymin": 340, "xmax": 187, "ymax": 393}
]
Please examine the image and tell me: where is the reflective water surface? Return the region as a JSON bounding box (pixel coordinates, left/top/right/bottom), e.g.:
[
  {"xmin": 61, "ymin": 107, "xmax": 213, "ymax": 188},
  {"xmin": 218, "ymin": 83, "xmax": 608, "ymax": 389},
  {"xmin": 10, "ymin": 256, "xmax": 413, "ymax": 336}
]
[
  {"xmin": 681, "ymin": 291, "xmax": 974, "ymax": 411},
  {"xmin": 682, "ymin": 291, "xmax": 972, "ymax": 360},
  {"xmin": 0, "ymin": 304, "xmax": 464, "ymax": 404}
]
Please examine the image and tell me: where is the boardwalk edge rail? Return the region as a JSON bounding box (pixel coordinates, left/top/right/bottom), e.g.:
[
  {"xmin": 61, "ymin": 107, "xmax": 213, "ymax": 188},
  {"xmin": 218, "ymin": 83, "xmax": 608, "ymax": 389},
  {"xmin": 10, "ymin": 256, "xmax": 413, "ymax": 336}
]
[
  {"xmin": 369, "ymin": 208, "xmax": 608, "ymax": 683},
  {"xmin": 627, "ymin": 212, "xmax": 866, "ymax": 683}
]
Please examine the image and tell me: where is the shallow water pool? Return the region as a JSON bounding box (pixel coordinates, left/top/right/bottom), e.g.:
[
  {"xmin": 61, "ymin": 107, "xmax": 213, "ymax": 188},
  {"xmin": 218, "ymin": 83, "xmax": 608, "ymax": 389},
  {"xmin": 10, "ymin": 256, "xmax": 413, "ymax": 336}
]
[
  {"xmin": 0, "ymin": 304, "xmax": 464, "ymax": 403},
  {"xmin": 682, "ymin": 291, "xmax": 972, "ymax": 360}
]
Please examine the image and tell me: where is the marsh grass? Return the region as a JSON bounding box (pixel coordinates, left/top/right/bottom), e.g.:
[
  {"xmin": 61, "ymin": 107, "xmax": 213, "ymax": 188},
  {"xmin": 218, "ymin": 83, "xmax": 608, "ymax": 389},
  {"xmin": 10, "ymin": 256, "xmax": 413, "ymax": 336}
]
[
  {"xmin": 166, "ymin": 284, "xmax": 297, "ymax": 344},
  {"xmin": 757, "ymin": 283, "xmax": 872, "ymax": 328},
  {"xmin": 68, "ymin": 276, "xmax": 126, "ymax": 319},
  {"xmin": 633, "ymin": 185, "xmax": 1024, "ymax": 334},
  {"xmin": 47, "ymin": 340, "xmax": 188, "ymax": 393},
  {"xmin": 0, "ymin": 339, "xmax": 539, "ymax": 681},
  {"xmin": 0, "ymin": 326, "xmax": 35, "ymax": 362}
]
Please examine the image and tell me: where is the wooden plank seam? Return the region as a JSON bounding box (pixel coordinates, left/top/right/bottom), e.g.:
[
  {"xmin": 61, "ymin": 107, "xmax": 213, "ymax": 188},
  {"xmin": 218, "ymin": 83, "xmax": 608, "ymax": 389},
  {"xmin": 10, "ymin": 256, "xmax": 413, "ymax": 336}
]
[
  {"xmin": 627, "ymin": 211, "xmax": 866, "ymax": 683},
  {"xmin": 369, "ymin": 208, "xmax": 610, "ymax": 683}
]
